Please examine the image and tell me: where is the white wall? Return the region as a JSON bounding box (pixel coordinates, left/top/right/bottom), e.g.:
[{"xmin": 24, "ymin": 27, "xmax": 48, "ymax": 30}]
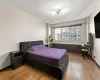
[
  {"xmin": 88, "ymin": 2, "xmax": 100, "ymax": 66},
  {"xmin": 46, "ymin": 23, "xmax": 51, "ymax": 45},
  {"xmin": 0, "ymin": 2, "xmax": 46, "ymax": 69},
  {"xmin": 46, "ymin": 23, "xmax": 51, "ymax": 39},
  {"xmin": 51, "ymin": 19, "xmax": 88, "ymax": 44}
]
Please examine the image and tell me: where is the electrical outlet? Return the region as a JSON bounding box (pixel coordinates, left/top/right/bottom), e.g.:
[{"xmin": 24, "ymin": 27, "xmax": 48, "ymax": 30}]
[{"xmin": 93, "ymin": 56, "xmax": 95, "ymax": 58}]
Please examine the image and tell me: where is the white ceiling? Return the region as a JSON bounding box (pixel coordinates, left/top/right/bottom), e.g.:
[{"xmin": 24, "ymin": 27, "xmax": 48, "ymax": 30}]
[{"xmin": 9, "ymin": 0, "xmax": 95, "ymax": 24}]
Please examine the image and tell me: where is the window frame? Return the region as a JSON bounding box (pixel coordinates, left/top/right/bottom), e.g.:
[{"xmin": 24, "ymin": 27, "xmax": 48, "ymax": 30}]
[{"xmin": 53, "ymin": 24, "xmax": 82, "ymax": 41}]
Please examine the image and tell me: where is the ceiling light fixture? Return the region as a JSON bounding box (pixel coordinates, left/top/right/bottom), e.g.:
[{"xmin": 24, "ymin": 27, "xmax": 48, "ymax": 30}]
[
  {"xmin": 52, "ymin": 9, "xmax": 66, "ymax": 16},
  {"xmin": 52, "ymin": 5, "xmax": 67, "ymax": 16}
]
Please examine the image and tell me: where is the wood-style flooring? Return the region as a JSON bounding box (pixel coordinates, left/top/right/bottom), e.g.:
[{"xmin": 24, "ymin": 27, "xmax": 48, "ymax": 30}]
[{"xmin": 0, "ymin": 53, "xmax": 100, "ymax": 80}]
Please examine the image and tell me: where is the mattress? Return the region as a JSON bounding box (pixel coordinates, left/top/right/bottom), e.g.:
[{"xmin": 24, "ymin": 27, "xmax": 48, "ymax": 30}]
[{"xmin": 26, "ymin": 45, "xmax": 67, "ymax": 66}]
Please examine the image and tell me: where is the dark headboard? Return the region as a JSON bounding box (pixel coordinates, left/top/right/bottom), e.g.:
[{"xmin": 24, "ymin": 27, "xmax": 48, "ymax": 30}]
[{"xmin": 20, "ymin": 40, "xmax": 43, "ymax": 51}]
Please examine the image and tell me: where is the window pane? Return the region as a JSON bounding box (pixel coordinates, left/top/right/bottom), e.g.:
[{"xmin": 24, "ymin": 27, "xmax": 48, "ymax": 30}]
[
  {"xmin": 71, "ymin": 26, "xmax": 80, "ymax": 34},
  {"xmin": 62, "ymin": 27, "xmax": 70, "ymax": 40},
  {"xmin": 54, "ymin": 28, "xmax": 61, "ymax": 40},
  {"xmin": 70, "ymin": 26, "xmax": 80, "ymax": 40},
  {"xmin": 55, "ymin": 28, "xmax": 61, "ymax": 34},
  {"xmin": 71, "ymin": 35, "xmax": 80, "ymax": 40},
  {"xmin": 55, "ymin": 34, "xmax": 61, "ymax": 40},
  {"xmin": 54, "ymin": 25, "xmax": 81, "ymax": 41}
]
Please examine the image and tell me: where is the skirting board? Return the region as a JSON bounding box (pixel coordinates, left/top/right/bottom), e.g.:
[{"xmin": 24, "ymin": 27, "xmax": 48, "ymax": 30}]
[
  {"xmin": 0, "ymin": 65, "xmax": 11, "ymax": 72},
  {"xmin": 92, "ymin": 58, "xmax": 100, "ymax": 69}
]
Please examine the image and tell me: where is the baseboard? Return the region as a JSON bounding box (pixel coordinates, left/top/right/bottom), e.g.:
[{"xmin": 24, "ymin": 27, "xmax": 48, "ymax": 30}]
[
  {"xmin": 0, "ymin": 65, "xmax": 11, "ymax": 72},
  {"xmin": 92, "ymin": 58, "xmax": 100, "ymax": 69}
]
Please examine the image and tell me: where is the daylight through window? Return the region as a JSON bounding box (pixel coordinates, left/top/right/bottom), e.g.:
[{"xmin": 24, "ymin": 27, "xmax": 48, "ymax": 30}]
[{"xmin": 54, "ymin": 25, "xmax": 81, "ymax": 41}]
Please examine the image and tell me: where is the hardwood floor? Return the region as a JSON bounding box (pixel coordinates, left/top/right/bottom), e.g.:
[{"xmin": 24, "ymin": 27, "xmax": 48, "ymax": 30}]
[{"xmin": 0, "ymin": 53, "xmax": 100, "ymax": 80}]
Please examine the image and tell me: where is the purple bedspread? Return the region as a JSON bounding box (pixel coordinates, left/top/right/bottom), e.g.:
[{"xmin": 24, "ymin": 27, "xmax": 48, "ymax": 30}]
[
  {"xmin": 27, "ymin": 45, "xmax": 66, "ymax": 59},
  {"xmin": 26, "ymin": 45, "xmax": 67, "ymax": 66}
]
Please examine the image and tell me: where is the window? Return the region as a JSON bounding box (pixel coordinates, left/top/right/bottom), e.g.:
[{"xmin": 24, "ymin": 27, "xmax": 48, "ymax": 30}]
[{"xmin": 54, "ymin": 25, "xmax": 81, "ymax": 41}]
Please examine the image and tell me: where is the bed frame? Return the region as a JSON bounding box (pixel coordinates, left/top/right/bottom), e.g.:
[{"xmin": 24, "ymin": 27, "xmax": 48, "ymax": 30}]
[{"xmin": 20, "ymin": 40, "xmax": 69, "ymax": 80}]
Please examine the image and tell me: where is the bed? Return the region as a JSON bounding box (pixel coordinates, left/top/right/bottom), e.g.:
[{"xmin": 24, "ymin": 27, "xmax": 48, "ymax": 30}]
[{"xmin": 20, "ymin": 40, "xmax": 69, "ymax": 80}]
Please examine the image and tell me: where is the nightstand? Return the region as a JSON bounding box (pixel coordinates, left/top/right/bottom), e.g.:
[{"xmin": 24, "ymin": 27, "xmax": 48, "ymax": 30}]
[
  {"xmin": 10, "ymin": 50, "xmax": 24, "ymax": 69},
  {"xmin": 44, "ymin": 44, "xmax": 48, "ymax": 47}
]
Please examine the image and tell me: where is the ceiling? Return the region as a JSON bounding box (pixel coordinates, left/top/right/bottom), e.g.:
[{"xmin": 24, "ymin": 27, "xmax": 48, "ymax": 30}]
[{"xmin": 8, "ymin": 0, "xmax": 95, "ymax": 24}]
